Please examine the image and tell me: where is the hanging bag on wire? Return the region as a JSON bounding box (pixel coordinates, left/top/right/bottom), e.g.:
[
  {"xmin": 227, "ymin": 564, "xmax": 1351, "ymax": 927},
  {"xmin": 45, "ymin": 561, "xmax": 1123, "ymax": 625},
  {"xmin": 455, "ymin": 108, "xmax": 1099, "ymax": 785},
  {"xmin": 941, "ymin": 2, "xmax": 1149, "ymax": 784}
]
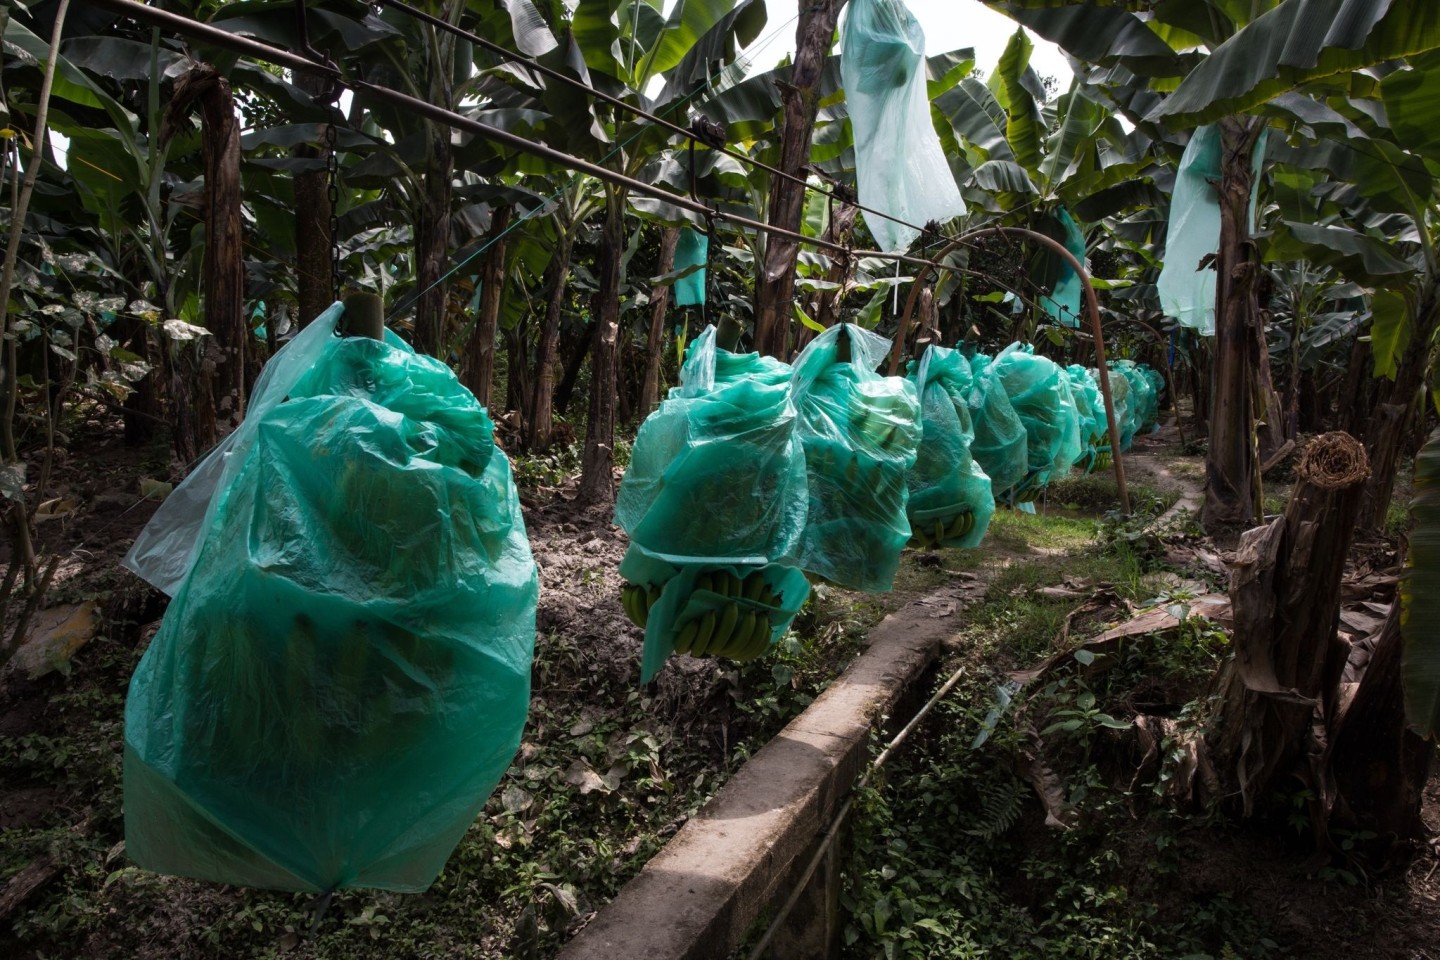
[
  {"xmin": 966, "ymin": 352, "xmax": 1029, "ymax": 501},
  {"xmin": 122, "ymin": 303, "xmax": 538, "ymax": 893},
  {"xmin": 615, "ymin": 326, "xmax": 811, "ymax": 682},
  {"xmin": 905, "ymin": 346, "xmax": 994, "ymax": 549},
  {"xmin": 791, "ymin": 324, "xmax": 921, "ymax": 592},
  {"xmin": 840, "ymin": 0, "xmax": 966, "ymax": 252}
]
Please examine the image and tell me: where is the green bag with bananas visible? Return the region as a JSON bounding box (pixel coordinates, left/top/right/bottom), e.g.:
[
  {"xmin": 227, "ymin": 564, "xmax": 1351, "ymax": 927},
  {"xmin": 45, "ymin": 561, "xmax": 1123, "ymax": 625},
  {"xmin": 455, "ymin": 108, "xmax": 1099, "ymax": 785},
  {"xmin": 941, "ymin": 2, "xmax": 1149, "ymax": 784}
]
[
  {"xmin": 1099, "ymin": 363, "xmax": 1136, "ymax": 451},
  {"xmin": 791, "ymin": 324, "xmax": 921, "ymax": 592},
  {"xmin": 615, "ymin": 325, "xmax": 811, "ymax": 681},
  {"xmin": 1065, "ymin": 364, "xmax": 1108, "ymax": 473},
  {"xmin": 989, "ymin": 343, "xmax": 1082, "ymax": 500},
  {"xmin": 967, "ymin": 353, "xmax": 1030, "ymax": 500},
  {"xmin": 121, "ymin": 303, "xmax": 538, "ymax": 894},
  {"xmin": 1114, "ymin": 359, "xmax": 1160, "ymax": 435},
  {"xmin": 904, "ymin": 346, "xmax": 994, "ymax": 549}
]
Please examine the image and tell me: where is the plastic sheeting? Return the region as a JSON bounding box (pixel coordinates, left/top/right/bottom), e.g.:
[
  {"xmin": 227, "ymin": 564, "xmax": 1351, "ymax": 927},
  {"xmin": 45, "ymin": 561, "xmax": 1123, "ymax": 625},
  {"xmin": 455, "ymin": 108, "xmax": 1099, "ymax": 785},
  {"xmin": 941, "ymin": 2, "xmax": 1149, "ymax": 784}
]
[
  {"xmin": 841, "ymin": 0, "xmax": 966, "ymax": 252},
  {"xmin": 1157, "ymin": 124, "xmax": 1268, "ymax": 336},
  {"xmin": 1040, "ymin": 207, "xmax": 1086, "ymax": 329},
  {"xmin": 989, "ymin": 343, "xmax": 1082, "ymax": 497},
  {"xmin": 615, "ymin": 326, "xmax": 811, "ymax": 681},
  {"xmin": 792, "ymin": 324, "xmax": 920, "ymax": 591},
  {"xmin": 967, "ymin": 352, "xmax": 1029, "ymax": 498},
  {"xmin": 673, "ymin": 226, "xmax": 708, "ymax": 307},
  {"xmin": 905, "ymin": 346, "xmax": 994, "ymax": 549},
  {"xmin": 123, "ymin": 303, "xmax": 538, "ymax": 893}
]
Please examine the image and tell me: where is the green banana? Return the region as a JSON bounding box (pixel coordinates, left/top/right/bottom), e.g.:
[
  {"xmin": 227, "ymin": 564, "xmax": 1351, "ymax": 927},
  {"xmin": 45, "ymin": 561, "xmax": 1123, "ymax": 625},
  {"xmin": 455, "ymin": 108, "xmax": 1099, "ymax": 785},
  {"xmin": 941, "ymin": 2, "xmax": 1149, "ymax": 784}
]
[
  {"xmin": 690, "ymin": 610, "xmax": 718, "ymax": 657},
  {"xmin": 725, "ymin": 610, "xmax": 758, "ymax": 660},
  {"xmin": 743, "ymin": 614, "xmax": 773, "ymax": 659},
  {"xmin": 647, "ymin": 584, "xmax": 662, "ymax": 609},
  {"xmin": 696, "ymin": 572, "xmax": 715, "ymax": 595},
  {"xmin": 743, "ymin": 571, "xmax": 765, "ymax": 601},
  {"xmin": 674, "ymin": 619, "xmax": 699, "ymax": 654},
  {"xmin": 712, "ymin": 601, "xmax": 740, "ymax": 656}
]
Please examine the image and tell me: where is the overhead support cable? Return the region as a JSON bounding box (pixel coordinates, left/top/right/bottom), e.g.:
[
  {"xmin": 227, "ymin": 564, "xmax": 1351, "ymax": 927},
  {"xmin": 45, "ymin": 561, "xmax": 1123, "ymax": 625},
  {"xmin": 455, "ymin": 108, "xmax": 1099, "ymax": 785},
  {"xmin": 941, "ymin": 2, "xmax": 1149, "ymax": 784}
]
[
  {"xmin": 85, "ymin": 0, "xmax": 969, "ymax": 277},
  {"xmin": 371, "ymin": 0, "xmax": 959, "ymax": 253}
]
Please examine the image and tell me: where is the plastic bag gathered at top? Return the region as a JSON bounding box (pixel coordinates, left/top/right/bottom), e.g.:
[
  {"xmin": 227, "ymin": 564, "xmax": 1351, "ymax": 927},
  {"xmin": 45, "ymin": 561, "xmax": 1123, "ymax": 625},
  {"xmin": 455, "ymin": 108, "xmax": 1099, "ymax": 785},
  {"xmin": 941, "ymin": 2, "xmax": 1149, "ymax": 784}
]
[
  {"xmin": 615, "ymin": 326, "xmax": 811, "ymax": 682},
  {"xmin": 1114, "ymin": 359, "xmax": 1160, "ymax": 437},
  {"xmin": 1065, "ymin": 364, "xmax": 1108, "ymax": 472},
  {"xmin": 840, "ymin": 0, "xmax": 966, "ymax": 252},
  {"xmin": 988, "ymin": 343, "xmax": 1082, "ymax": 501},
  {"xmin": 966, "ymin": 352, "xmax": 1029, "ymax": 500},
  {"xmin": 1157, "ymin": 125, "xmax": 1268, "ymax": 336},
  {"xmin": 904, "ymin": 346, "xmax": 995, "ymax": 549},
  {"xmin": 123, "ymin": 303, "xmax": 538, "ymax": 894},
  {"xmin": 792, "ymin": 324, "xmax": 921, "ymax": 592}
]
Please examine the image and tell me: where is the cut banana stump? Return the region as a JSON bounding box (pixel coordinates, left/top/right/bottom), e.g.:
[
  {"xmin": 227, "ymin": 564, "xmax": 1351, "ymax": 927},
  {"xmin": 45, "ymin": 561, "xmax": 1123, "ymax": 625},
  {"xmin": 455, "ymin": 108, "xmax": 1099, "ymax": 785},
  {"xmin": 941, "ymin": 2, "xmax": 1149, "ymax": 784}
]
[
  {"xmin": 907, "ymin": 509, "xmax": 977, "ymax": 549},
  {"xmin": 620, "ymin": 570, "xmax": 782, "ymax": 662}
]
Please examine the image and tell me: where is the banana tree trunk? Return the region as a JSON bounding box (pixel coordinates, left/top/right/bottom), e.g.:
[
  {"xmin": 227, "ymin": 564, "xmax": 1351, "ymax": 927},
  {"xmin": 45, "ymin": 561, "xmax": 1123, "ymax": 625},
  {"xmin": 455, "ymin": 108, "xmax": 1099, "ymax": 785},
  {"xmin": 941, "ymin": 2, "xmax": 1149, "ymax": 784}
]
[
  {"xmin": 413, "ymin": 115, "xmax": 453, "ymax": 358},
  {"xmin": 293, "ymin": 69, "xmax": 333, "ymax": 327},
  {"xmin": 638, "ymin": 226, "xmax": 680, "ymax": 415},
  {"xmin": 166, "ymin": 64, "xmax": 245, "ymax": 439},
  {"xmin": 1202, "ymin": 118, "xmax": 1265, "ymax": 528},
  {"xmin": 579, "ymin": 186, "xmax": 626, "ymax": 503},
  {"xmin": 528, "ymin": 229, "xmax": 576, "ymax": 451},
  {"xmin": 462, "ymin": 205, "xmax": 513, "ymax": 409},
  {"xmin": 1207, "ymin": 432, "xmax": 1370, "ymax": 824},
  {"xmin": 1358, "ymin": 283, "xmax": 1439, "ymax": 530},
  {"xmin": 752, "ymin": 0, "xmax": 848, "ymax": 359},
  {"xmin": 1328, "ymin": 601, "xmax": 1433, "ymax": 844}
]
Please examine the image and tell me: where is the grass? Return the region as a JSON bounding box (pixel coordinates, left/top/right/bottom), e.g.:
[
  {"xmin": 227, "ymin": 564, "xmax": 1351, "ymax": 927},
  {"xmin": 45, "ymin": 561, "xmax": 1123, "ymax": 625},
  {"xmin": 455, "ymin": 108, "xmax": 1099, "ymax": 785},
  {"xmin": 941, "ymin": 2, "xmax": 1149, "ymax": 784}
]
[{"xmin": 835, "ymin": 499, "xmax": 1281, "ymax": 960}]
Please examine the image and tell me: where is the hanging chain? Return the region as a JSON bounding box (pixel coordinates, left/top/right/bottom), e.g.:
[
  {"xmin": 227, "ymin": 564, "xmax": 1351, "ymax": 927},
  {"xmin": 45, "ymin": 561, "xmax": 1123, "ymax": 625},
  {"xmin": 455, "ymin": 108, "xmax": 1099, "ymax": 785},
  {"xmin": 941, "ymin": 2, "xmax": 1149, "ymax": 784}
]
[{"xmin": 325, "ymin": 121, "xmax": 340, "ymax": 303}]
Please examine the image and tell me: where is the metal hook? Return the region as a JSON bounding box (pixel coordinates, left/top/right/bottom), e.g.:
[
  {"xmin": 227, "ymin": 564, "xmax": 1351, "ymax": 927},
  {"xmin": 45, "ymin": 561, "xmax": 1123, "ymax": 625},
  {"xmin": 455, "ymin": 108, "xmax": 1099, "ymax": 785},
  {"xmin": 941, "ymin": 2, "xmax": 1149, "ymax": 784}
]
[{"xmin": 294, "ymin": 0, "xmax": 341, "ymax": 101}]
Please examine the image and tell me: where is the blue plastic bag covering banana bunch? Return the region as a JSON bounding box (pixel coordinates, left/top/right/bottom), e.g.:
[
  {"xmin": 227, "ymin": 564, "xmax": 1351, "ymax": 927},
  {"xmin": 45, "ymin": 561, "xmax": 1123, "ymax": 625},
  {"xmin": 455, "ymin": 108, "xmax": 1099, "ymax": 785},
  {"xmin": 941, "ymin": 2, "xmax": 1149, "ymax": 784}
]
[
  {"xmin": 1065, "ymin": 364, "xmax": 1110, "ymax": 473},
  {"xmin": 122, "ymin": 303, "xmax": 538, "ymax": 894},
  {"xmin": 989, "ymin": 343, "xmax": 1082, "ymax": 503},
  {"xmin": 967, "ymin": 353, "xmax": 1029, "ymax": 500},
  {"xmin": 1141, "ymin": 365, "xmax": 1166, "ymax": 427},
  {"xmin": 673, "ymin": 226, "xmax": 708, "ymax": 307},
  {"xmin": 904, "ymin": 346, "xmax": 995, "ymax": 549},
  {"xmin": 615, "ymin": 326, "xmax": 811, "ymax": 682},
  {"xmin": 791, "ymin": 324, "xmax": 921, "ymax": 592},
  {"xmin": 1113, "ymin": 359, "xmax": 1160, "ymax": 436},
  {"xmin": 840, "ymin": 0, "xmax": 966, "ymax": 252}
]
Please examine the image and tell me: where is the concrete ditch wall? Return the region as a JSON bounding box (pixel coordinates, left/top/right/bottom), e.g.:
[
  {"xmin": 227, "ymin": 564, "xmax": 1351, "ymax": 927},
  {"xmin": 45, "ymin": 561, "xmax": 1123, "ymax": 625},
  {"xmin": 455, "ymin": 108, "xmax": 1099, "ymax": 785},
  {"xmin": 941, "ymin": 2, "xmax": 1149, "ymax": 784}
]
[{"xmin": 556, "ymin": 585, "xmax": 975, "ymax": 960}]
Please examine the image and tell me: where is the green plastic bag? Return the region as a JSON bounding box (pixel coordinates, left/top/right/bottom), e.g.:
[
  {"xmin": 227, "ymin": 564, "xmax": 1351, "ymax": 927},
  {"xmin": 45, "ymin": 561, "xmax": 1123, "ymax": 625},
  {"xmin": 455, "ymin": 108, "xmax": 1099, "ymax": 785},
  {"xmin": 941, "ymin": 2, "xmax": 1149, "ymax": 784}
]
[
  {"xmin": 841, "ymin": 0, "xmax": 965, "ymax": 252},
  {"xmin": 967, "ymin": 352, "xmax": 1029, "ymax": 499},
  {"xmin": 1157, "ymin": 125, "xmax": 1268, "ymax": 336},
  {"xmin": 674, "ymin": 226, "xmax": 708, "ymax": 308},
  {"xmin": 1065, "ymin": 364, "xmax": 1108, "ymax": 473},
  {"xmin": 989, "ymin": 343, "xmax": 1082, "ymax": 498},
  {"xmin": 1038, "ymin": 207, "xmax": 1086, "ymax": 329},
  {"xmin": 792, "ymin": 324, "xmax": 920, "ymax": 592},
  {"xmin": 1099, "ymin": 364, "xmax": 1136, "ymax": 452},
  {"xmin": 122, "ymin": 303, "xmax": 538, "ymax": 894},
  {"xmin": 905, "ymin": 346, "xmax": 995, "ymax": 549},
  {"xmin": 1114, "ymin": 360, "xmax": 1158, "ymax": 436},
  {"xmin": 616, "ymin": 326, "xmax": 811, "ymax": 680}
]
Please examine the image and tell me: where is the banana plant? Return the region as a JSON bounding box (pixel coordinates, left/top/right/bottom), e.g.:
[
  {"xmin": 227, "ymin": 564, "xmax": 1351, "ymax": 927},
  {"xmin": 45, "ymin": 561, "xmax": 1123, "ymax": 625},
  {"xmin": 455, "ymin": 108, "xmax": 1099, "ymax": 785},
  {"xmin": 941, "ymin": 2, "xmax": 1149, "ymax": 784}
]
[{"xmin": 986, "ymin": 0, "xmax": 1440, "ymax": 530}]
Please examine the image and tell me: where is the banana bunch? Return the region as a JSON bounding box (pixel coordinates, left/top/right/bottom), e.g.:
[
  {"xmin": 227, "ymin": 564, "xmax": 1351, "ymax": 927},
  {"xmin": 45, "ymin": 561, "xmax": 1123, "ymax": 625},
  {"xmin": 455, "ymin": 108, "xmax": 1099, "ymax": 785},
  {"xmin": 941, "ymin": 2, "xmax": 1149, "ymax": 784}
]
[
  {"xmin": 908, "ymin": 509, "xmax": 977, "ymax": 548},
  {"xmin": 620, "ymin": 581, "xmax": 663, "ymax": 628},
  {"xmin": 1092, "ymin": 446, "xmax": 1112, "ymax": 471},
  {"xmin": 848, "ymin": 401, "xmax": 914, "ymax": 455},
  {"xmin": 807, "ymin": 444, "xmax": 909, "ymax": 505},
  {"xmin": 673, "ymin": 570, "xmax": 781, "ymax": 661}
]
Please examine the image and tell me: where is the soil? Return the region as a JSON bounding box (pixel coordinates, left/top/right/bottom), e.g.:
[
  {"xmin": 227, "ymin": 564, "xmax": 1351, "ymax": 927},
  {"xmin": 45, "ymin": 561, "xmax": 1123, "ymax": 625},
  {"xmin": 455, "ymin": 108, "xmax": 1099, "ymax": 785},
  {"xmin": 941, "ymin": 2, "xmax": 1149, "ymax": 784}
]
[{"xmin": 1, "ymin": 411, "xmax": 1437, "ymax": 959}]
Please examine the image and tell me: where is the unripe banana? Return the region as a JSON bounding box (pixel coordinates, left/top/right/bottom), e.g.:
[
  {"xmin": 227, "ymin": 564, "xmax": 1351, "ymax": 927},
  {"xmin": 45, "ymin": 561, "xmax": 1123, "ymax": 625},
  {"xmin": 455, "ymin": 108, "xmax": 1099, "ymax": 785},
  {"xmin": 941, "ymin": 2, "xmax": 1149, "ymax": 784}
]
[
  {"xmin": 713, "ymin": 601, "xmax": 740, "ymax": 655},
  {"xmin": 647, "ymin": 584, "xmax": 662, "ymax": 609},
  {"xmin": 691, "ymin": 610, "xmax": 718, "ymax": 657},
  {"xmin": 744, "ymin": 572, "xmax": 765, "ymax": 601},
  {"xmin": 728, "ymin": 611, "xmax": 758, "ymax": 660},
  {"xmin": 673, "ymin": 619, "xmax": 699, "ymax": 654}
]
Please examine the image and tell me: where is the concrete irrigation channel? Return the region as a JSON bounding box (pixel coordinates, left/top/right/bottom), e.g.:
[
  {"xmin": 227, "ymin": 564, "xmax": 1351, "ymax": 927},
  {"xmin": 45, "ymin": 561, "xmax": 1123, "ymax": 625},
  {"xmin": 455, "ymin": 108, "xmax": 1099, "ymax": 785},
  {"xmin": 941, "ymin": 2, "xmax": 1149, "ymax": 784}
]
[{"xmin": 557, "ymin": 580, "xmax": 987, "ymax": 960}]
